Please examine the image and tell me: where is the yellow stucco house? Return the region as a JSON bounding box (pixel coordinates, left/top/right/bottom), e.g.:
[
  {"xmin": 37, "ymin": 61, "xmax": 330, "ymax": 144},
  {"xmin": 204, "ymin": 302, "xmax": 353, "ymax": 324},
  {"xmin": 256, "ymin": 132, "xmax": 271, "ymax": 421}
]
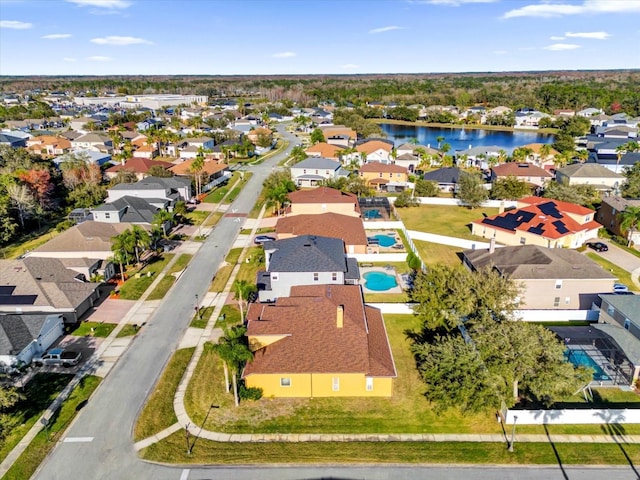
[
  {"xmin": 286, "ymin": 187, "xmax": 361, "ymax": 217},
  {"xmin": 243, "ymin": 284, "xmax": 397, "ymax": 398},
  {"xmin": 359, "ymin": 163, "xmax": 409, "ymax": 192}
]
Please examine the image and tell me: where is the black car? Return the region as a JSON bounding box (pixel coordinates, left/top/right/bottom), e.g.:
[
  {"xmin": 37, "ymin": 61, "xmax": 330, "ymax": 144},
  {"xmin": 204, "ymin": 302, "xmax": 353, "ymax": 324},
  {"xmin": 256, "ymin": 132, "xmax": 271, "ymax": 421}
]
[{"xmin": 586, "ymin": 242, "xmax": 608, "ymax": 252}]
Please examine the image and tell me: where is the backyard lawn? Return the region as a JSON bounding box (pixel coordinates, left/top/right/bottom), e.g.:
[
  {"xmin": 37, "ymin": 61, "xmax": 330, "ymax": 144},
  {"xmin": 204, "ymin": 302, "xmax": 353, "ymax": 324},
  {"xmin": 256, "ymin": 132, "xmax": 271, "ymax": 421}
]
[
  {"xmin": 398, "ymin": 204, "xmax": 498, "ymax": 240},
  {"xmin": 413, "ymin": 240, "xmax": 463, "ymax": 267}
]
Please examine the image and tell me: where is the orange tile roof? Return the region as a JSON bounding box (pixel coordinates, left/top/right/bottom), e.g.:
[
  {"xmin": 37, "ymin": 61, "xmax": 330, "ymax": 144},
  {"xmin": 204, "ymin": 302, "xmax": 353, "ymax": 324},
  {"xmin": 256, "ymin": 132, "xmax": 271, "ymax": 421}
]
[
  {"xmin": 491, "ymin": 163, "xmax": 552, "ymax": 178},
  {"xmin": 276, "ymin": 213, "xmax": 367, "ymax": 247},
  {"xmin": 243, "ymin": 285, "xmax": 396, "ymax": 378},
  {"xmin": 359, "ymin": 162, "xmax": 407, "ymax": 173},
  {"xmin": 520, "ymin": 143, "xmax": 560, "ymax": 156},
  {"xmin": 356, "ymin": 140, "xmax": 393, "ymax": 154},
  {"xmin": 168, "ymin": 158, "xmax": 228, "ymax": 176},
  {"xmin": 519, "ymin": 196, "xmax": 594, "ymax": 215},
  {"xmin": 474, "ymin": 200, "xmax": 600, "ymax": 240},
  {"xmin": 319, "ymin": 126, "xmax": 357, "ymax": 140},
  {"xmin": 305, "ymin": 142, "xmax": 344, "ymax": 158}
]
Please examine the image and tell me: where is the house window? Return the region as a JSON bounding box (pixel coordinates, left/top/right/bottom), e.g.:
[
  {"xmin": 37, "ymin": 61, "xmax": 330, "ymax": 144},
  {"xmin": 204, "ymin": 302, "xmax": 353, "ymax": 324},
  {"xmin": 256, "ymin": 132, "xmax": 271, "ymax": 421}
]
[
  {"xmin": 313, "ymin": 272, "xmax": 319, "ymax": 281},
  {"xmin": 520, "ymin": 237, "xmax": 526, "ymax": 245},
  {"xmin": 555, "ymin": 280, "xmax": 563, "ymax": 289},
  {"xmin": 624, "ymin": 319, "xmax": 631, "ymax": 330},
  {"xmin": 280, "ymin": 377, "xmax": 291, "ymax": 387},
  {"xmin": 105, "ymin": 212, "xmax": 110, "ymax": 219},
  {"xmin": 607, "ymin": 305, "xmax": 615, "ymax": 316},
  {"xmin": 271, "ymin": 272, "xmax": 279, "ymax": 281},
  {"xmin": 332, "ymin": 377, "xmax": 340, "ymax": 391},
  {"xmin": 565, "ymin": 297, "xmax": 570, "ymax": 305},
  {"xmin": 303, "ymin": 169, "xmax": 307, "ymax": 174},
  {"xmin": 332, "ymin": 272, "xmax": 337, "ymax": 281},
  {"xmin": 315, "ymin": 170, "xmax": 319, "ymax": 174},
  {"xmin": 553, "ymin": 297, "xmax": 560, "ymax": 307},
  {"xmin": 584, "ymin": 215, "xmax": 591, "ymax": 222},
  {"xmin": 389, "ymin": 173, "xmax": 393, "ymax": 178},
  {"xmin": 366, "ymin": 377, "xmax": 374, "ymax": 391},
  {"xmin": 379, "ymin": 173, "xmax": 383, "ymax": 177}
]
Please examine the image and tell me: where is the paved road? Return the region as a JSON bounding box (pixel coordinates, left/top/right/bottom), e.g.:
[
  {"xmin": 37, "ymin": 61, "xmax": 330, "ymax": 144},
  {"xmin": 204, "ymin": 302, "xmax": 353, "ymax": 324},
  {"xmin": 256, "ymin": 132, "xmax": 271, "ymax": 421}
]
[{"xmin": 33, "ymin": 128, "xmax": 639, "ymax": 480}]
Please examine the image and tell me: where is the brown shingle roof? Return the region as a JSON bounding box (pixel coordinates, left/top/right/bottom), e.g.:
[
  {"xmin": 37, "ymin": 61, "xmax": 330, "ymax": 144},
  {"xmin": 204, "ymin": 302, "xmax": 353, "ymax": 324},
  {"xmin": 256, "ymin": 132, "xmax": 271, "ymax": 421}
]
[
  {"xmin": 287, "ymin": 187, "xmax": 360, "ymax": 212},
  {"xmin": 105, "ymin": 157, "xmax": 169, "ymax": 174},
  {"xmin": 243, "ymin": 285, "xmax": 396, "ymax": 378},
  {"xmin": 359, "ymin": 162, "xmax": 407, "ymax": 173},
  {"xmin": 169, "ymin": 159, "xmax": 227, "ymax": 176},
  {"xmin": 356, "ymin": 140, "xmax": 393, "ymax": 154},
  {"xmin": 491, "ymin": 163, "xmax": 552, "ymax": 178},
  {"xmin": 275, "ymin": 213, "xmax": 367, "ymax": 247},
  {"xmin": 32, "ymin": 221, "xmax": 141, "ymax": 254}
]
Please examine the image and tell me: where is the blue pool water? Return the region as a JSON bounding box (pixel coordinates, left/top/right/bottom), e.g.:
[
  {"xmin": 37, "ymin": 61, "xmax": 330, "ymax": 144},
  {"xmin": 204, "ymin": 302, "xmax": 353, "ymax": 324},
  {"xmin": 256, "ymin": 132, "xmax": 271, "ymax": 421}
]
[
  {"xmin": 364, "ymin": 271, "xmax": 398, "ymax": 291},
  {"xmin": 565, "ymin": 350, "xmax": 609, "ymax": 381},
  {"xmin": 373, "ymin": 234, "xmax": 396, "ymax": 247},
  {"xmin": 364, "ymin": 209, "xmax": 382, "ymax": 219}
]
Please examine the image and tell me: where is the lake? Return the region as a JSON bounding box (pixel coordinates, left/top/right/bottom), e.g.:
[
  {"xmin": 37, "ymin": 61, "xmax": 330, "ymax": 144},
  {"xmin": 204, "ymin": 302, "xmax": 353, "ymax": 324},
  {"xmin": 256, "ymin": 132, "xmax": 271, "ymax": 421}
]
[{"xmin": 379, "ymin": 123, "xmax": 555, "ymax": 154}]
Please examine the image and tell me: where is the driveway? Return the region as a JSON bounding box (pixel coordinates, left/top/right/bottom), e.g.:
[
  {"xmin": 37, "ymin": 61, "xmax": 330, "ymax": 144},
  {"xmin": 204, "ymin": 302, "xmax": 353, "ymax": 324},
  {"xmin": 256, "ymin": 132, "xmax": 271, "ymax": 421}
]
[
  {"xmin": 32, "ymin": 334, "xmax": 103, "ymax": 375},
  {"xmin": 80, "ymin": 298, "xmax": 136, "ymax": 324},
  {"xmin": 586, "ymin": 238, "xmax": 640, "ymax": 288}
]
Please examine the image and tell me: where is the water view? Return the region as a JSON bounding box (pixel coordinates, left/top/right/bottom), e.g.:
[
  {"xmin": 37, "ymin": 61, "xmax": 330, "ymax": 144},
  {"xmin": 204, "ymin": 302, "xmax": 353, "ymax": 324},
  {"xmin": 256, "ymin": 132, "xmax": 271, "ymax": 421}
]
[{"xmin": 380, "ymin": 123, "xmax": 555, "ymax": 154}]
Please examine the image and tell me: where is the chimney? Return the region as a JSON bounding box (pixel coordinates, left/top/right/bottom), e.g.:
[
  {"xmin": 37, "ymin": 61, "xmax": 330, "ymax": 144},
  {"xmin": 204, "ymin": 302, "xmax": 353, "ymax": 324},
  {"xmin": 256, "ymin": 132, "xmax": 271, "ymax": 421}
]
[
  {"xmin": 121, "ymin": 158, "xmax": 125, "ymax": 166},
  {"xmin": 489, "ymin": 237, "xmax": 496, "ymax": 254},
  {"xmin": 499, "ymin": 200, "xmax": 505, "ymax": 214},
  {"xmin": 337, "ymin": 305, "xmax": 344, "ymax": 329}
]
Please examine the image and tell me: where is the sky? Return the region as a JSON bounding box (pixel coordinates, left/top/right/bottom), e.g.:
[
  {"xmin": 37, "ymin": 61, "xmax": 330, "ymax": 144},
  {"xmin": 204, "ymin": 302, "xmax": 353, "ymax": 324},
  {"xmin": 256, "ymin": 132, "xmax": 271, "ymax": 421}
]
[{"xmin": 0, "ymin": 0, "xmax": 639, "ymax": 76}]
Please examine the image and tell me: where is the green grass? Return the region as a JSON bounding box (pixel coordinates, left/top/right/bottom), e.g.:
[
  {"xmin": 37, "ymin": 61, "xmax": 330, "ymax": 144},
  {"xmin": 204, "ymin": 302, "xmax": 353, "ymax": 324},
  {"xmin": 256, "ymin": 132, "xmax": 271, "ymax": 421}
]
[
  {"xmin": 364, "ymin": 293, "xmax": 409, "ymax": 303},
  {"xmin": 215, "ymin": 304, "xmax": 242, "ymax": 329},
  {"xmin": 234, "ymin": 247, "xmax": 265, "ymax": 284},
  {"xmin": 223, "ymin": 186, "xmax": 242, "ymax": 204},
  {"xmin": 204, "ymin": 172, "xmax": 241, "ymax": 204},
  {"xmin": 210, "ymin": 248, "xmax": 243, "ymax": 292},
  {"xmin": 133, "ymin": 348, "xmax": 195, "ymax": 442},
  {"xmin": 141, "ymin": 434, "xmax": 640, "ymax": 465},
  {"xmin": 117, "ymin": 254, "xmax": 174, "ymax": 300},
  {"xmin": 413, "ymin": 240, "xmax": 463, "ymax": 267},
  {"xmin": 586, "ymin": 253, "xmax": 637, "ymax": 291},
  {"xmin": 203, "ymin": 211, "xmax": 223, "ymax": 227},
  {"xmin": 70, "ymin": 321, "xmax": 116, "ymax": 338},
  {"xmin": 147, "ymin": 254, "xmax": 193, "ymax": 300},
  {"xmin": 183, "ymin": 210, "xmax": 209, "ymax": 226},
  {"xmin": 397, "ymin": 205, "xmax": 498, "ymax": 241},
  {"xmin": 0, "ymin": 373, "xmax": 73, "ymax": 463},
  {"xmin": 190, "ymin": 306, "xmax": 214, "ymax": 329},
  {"xmin": 2, "ymin": 375, "xmax": 101, "ymax": 480},
  {"xmin": 116, "ymin": 324, "xmax": 140, "ymax": 337},
  {"xmin": 0, "ymin": 215, "xmax": 66, "ymax": 259}
]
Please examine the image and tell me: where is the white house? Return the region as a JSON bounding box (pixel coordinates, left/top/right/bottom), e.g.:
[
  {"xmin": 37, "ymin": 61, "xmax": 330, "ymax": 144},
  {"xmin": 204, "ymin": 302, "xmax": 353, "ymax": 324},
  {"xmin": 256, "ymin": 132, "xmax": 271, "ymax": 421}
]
[
  {"xmin": 290, "ymin": 157, "xmax": 348, "ymax": 187},
  {"xmin": 0, "ymin": 314, "xmax": 65, "ymax": 369}
]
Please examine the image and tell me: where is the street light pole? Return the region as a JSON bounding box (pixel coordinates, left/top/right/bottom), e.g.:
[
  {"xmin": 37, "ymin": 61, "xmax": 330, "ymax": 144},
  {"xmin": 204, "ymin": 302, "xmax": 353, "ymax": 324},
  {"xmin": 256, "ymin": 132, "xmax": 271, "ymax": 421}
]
[
  {"xmin": 194, "ymin": 294, "xmax": 200, "ymax": 318},
  {"xmin": 185, "ymin": 423, "xmax": 191, "ymax": 455},
  {"xmin": 508, "ymin": 415, "xmax": 518, "ymax": 452}
]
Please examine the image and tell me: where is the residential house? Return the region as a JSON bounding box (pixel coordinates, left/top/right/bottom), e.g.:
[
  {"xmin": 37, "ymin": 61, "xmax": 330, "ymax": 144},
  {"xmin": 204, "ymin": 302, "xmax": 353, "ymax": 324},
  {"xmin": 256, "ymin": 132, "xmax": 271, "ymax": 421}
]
[
  {"xmin": 286, "ymin": 187, "xmax": 361, "ymax": 217},
  {"xmin": 246, "ymin": 127, "xmax": 272, "ymax": 146},
  {"xmin": 71, "ymin": 133, "xmax": 112, "ymax": 153},
  {"xmin": 243, "ymin": 284, "xmax": 396, "ymax": 397},
  {"xmin": 92, "ymin": 196, "xmax": 165, "ymax": 226},
  {"xmin": 186, "ymin": 136, "xmax": 215, "ymax": 151},
  {"xmin": 596, "ymin": 197, "xmax": 640, "ymax": 245},
  {"xmin": 68, "ymin": 116, "xmax": 100, "ymax": 132},
  {"xmin": 26, "ymin": 135, "xmax": 72, "ymax": 156},
  {"xmin": 275, "ymin": 213, "xmax": 368, "ymax": 254},
  {"xmin": 304, "ymin": 142, "xmax": 344, "ymax": 160},
  {"xmin": 396, "ymin": 143, "xmax": 438, "ymax": 157},
  {"xmin": 319, "ymin": 126, "xmax": 357, "ymax": 147},
  {"xmin": 169, "ymin": 159, "xmax": 230, "ymax": 191},
  {"xmin": 289, "ymin": 157, "xmax": 348, "ymax": 187},
  {"xmin": 490, "ymin": 163, "xmax": 553, "ymax": 188},
  {"xmin": 555, "ymin": 163, "xmax": 623, "ymax": 193},
  {"xmin": 518, "ymin": 143, "xmax": 559, "ymax": 170},
  {"xmin": 0, "ymin": 257, "xmax": 102, "ymax": 324},
  {"xmin": 52, "ymin": 149, "xmax": 111, "ymax": 167},
  {"xmin": 132, "ymin": 143, "xmax": 158, "ymax": 159},
  {"xmin": 0, "ymin": 132, "xmax": 28, "ymax": 148},
  {"xmin": 588, "ymin": 151, "xmax": 640, "ymax": 175},
  {"xmin": 257, "ymin": 235, "xmax": 360, "ymax": 302},
  {"xmin": 423, "ymin": 167, "xmax": 466, "ymax": 193},
  {"xmin": 106, "ymin": 176, "xmax": 192, "ymax": 204},
  {"xmin": 471, "ymin": 196, "xmax": 601, "ymax": 248},
  {"xmin": 353, "ymin": 140, "xmax": 393, "ymax": 164},
  {"xmin": 514, "ymin": 110, "xmax": 551, "ymax": 128},
  {"xmin": 462, "ymin": 244, "xmax": 616, "ymax": 310},
  {"xmin": 577, "ymin": 107, "xmax": 604, "ymax": 118},
  {"xmin": 455, "ymin": 146, "xmax": 502, "ymax": 169},
  {"xmin": 359, "ymin": 163, "xmax": 409, "ymax": 192},
  {"xmin": 597, "ymin": 294, "xmax": 640, "ymax": 386},
  {"xmin": 0, "ymin": 314, "xmax": 64, "ymax": 370},
  {"xmin": 105, "ymin": 157, "xmax": 170, "ymax": 181}
]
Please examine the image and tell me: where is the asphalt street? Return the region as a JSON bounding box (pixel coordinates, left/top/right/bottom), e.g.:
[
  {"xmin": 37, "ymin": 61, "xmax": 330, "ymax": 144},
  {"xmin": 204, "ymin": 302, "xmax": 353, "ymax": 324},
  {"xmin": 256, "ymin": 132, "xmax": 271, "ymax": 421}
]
[{"xmin": 32, "ymin": 126, "xmax": 640, "ymax": 480}]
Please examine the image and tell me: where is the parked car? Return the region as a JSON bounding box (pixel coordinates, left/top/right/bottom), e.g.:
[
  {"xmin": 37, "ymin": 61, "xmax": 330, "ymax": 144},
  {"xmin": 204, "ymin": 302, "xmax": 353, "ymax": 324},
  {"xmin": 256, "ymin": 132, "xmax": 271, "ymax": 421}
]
[
  {"xmin": 32, "ymin": 348, "xmax": 82, "ymax": 367},
  {"xmin": 586, "ymin": 242, "xmax": 608, "ymax": 252},
  {"xmin": 254, "ymin": 235, "xmax": 276, "ymax": 245},
  {"xmin": 613, "ymin": 283, "xmax": 629, "ymax": 293}
]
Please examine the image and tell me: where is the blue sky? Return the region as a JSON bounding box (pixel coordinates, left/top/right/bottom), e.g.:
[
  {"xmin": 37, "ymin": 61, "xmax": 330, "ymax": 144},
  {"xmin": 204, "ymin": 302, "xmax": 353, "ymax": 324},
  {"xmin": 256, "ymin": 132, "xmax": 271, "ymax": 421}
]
[{"xmin": 1, "ymin": 0, "xmax": 639, "ymax": 75}]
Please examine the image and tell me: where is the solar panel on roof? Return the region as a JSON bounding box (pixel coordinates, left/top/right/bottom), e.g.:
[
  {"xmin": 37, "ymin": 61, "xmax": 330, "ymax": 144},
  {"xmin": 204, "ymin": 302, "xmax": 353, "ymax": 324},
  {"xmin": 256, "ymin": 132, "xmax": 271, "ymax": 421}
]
[
  {"xmin": 527, "ymin": 222, "xmax": 545, "ymax": 235},
  {"xmin": 552, "ymin": 220, "xmax": 570, "ymax": 234},
  {"xmin": 483, "ymin": 210, "xmax": 536, "ymax": 231},
  {"xmin": 0, "ymin": 295, "xmax": 38, "ymax": 305},
  {"xmin": 538, "ymin": 202, "xmax": 563, "ymax": 218},
  {"xmin": 0, "ymin": 286, "xmax": 16, "ymax": 295}
]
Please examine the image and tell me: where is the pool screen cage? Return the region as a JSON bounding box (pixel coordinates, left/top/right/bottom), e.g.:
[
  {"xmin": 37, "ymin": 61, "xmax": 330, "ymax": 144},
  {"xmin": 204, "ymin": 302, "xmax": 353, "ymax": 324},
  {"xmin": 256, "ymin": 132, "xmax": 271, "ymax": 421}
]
[
  {"xmin": 549, "ymin": 326, "xmax": 634, "ymax": 386},
  {"xmin": 359, "ymin": 196, "xmax": 392, "ymax": 220}
]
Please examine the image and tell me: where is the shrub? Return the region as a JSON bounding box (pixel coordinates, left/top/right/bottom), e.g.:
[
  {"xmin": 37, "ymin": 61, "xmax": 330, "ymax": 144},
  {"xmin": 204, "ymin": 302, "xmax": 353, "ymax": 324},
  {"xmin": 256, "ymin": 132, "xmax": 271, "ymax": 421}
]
[
  {"xmin": 239, "ymin": 383, "xmax": 263, "ymax": 401},
  {"xmin": 55, "ymin": 220, "xmax": 74, "ymax": 233}
]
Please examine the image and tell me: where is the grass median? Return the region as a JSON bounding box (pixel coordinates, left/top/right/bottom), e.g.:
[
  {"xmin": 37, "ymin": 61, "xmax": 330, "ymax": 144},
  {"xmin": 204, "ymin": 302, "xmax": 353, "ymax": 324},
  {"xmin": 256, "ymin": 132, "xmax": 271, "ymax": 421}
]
[
  {"xmin": 147, "ymin": 254, "xmax": 193, "ymax": 300},
  {"xmin": 118, "ymin": 254, "xmax": 174, "ymax": 300}
]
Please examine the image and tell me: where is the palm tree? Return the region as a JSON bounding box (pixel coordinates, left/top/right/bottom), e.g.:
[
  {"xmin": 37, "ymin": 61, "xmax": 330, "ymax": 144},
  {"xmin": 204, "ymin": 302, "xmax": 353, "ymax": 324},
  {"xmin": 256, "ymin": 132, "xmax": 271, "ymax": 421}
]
[
  {"xmin": 111, "ymin": 232, "xmax": 136, "ymax": 279},
  {"xmin": 615, "ymin": 144, "xmax": 628, "ymax": 174},
  {"xmin": 436, "ymin": 135, "xmax": 445, "ymax": 149},
  {"xmin": 211, "ymin": 325, "xmax": 253, "ymax": 406},
  {"xmin": 130, "ymin": 225, "xmax": 151, "ymax": 264},
  {"xmin": 152, "ymin": 210, "xmax": 175, "ymax": 239},
  {"xmin": 409, "ymin": 137, "xmax": 419, "ymax": 145},
  {"xmin": 539, "ymin": 144, "xmax": 552, "ymax": 166},
  {"xmin": 497, "ymin": 149, "xmax": 508, "ymax": 165},
  {"xmin": 232, "ymin": 279, "xmax": 256, "ymax": 321},
  {"xmin": 575, "ymin": 149, "xmax": 588, "ymax": 164},
  {"xmin": 190, "ymin": 149, "xmax": 205, "ymax": 196},
  {"xmin": 619, "ymin": 206, "xmax": 640, "ymax": 247}
]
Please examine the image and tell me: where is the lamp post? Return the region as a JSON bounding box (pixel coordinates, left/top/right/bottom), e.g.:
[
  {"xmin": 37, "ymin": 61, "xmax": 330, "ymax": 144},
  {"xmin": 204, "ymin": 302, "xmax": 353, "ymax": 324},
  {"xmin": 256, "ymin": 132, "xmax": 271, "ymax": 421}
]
[
  {"xmin": 185, "ymin": 423, "xmax": 191, "ymax": 455},
  {"xmin": 508, "ymin": 415, "xmax": 518, "ymax": 452},
  {"xmin": 194, "ymin": 293, "xmax": 200, "ymax": 318}
]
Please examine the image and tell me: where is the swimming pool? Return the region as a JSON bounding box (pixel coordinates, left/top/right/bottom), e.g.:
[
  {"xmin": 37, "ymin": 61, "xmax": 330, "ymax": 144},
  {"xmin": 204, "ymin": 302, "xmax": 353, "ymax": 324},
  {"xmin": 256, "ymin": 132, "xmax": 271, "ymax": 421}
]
[
  {"xmin": 372, "ymin": 234, "xmax": 396, "ymax": 247},
  {"xmin": 363, "ymin": 271, "xmax": 398, "ymax": 291},
  {"xmin": 565, "ymin": 349, "xmax": 609, "ymax": 381},
  {"xmin": 364, "ymin": 209, "xmax": 382, "ymax": 219}
]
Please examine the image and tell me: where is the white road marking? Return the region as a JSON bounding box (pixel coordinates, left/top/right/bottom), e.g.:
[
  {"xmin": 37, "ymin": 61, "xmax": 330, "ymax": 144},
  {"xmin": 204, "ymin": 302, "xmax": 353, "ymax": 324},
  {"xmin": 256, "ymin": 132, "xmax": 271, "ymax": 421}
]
[
  {"xmin": 180, "ymin": 469, "xmax": 190, "ymax": 480},
  {"xmin": 63, "ymin": 437, "xmax": 94, "ymax": 443}
]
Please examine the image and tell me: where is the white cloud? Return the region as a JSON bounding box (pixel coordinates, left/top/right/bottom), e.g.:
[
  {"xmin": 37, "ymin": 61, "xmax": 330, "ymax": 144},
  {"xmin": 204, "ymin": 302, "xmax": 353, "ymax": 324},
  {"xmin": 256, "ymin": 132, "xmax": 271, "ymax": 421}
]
[
  {"xmin": 271, "ymin": 52, "xmax": 296, "ymax": 58},
  {"xmin": 413, "ymin": 0, "xmax": 498, "ymax": 5},
  {"xmin": 67, "ymin": 0, "xmax": 131, "ymax": 8},
  {"xmin": 550, "ymin": 36, "xmax": 565, "ymax": 41},
  {"xmin": 0, "ymin": 20, "xmax": 33, "ymax": 29},
  {"xmin": 42, "ymin": 33, "xmax": 72, "ymax": 39},
  {"xmin": 503, "ymin": 0, "xmax": 640, "ymax": 19},
  {"xmin": 369, "ymin": 25, "xmax": 404, "ymax": 34},
  {"xmin": 91, "ymin": 35, "xmax": 153, "ymax": 46},
  {"xmin": 565, "ymin": 31, "xmax": 610, "ymax": 40},
  {"xmin": 341, "ymin": 63, "xmax": 360, "ymax": 69},
  {"xmin": 63, "ymin": 57, "xmax": 77, "ymax": 62},
  {"xmin": 544, "ymin": 43, "xmax": 581, "ymax": 51},
  {"xmin": 86, "ymin": 55, "xmax": 112, "ymax": 61}
]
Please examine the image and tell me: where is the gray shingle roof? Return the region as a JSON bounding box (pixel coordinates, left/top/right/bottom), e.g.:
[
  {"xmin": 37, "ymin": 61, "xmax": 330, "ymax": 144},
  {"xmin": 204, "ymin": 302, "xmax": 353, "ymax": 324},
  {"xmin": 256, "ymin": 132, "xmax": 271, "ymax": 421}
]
[
  {"xmin": 0, "ymin": 314, "xmax": 49, "ymax": 356},
  {"xmin": 293, "ymin": 157, "xmax": 341, "ymax": 170},
  {"xmin": 264, "ymin": 235, "xmax": 348, "ymax": 273},
  {"xmin": 93, "ymin": 196, "xmax": 160, "ymax": 224},
  {"xmin": 110, "ymin": 176, "xmax": 190, "ymax": 191},
  {"xmin": 557, "ymin": 163, "xmax": 623, "ymax": 178},
  {"xmin": 423, "ymin": 167, "xmax": 466, "ymax": 184},
  {"xmin": 463, "ymin": 245, "xmax": 616, "ymax": 280},
  {"xmin": 599, "ymin": 294, "xmax": 640, "ymax": 323}
]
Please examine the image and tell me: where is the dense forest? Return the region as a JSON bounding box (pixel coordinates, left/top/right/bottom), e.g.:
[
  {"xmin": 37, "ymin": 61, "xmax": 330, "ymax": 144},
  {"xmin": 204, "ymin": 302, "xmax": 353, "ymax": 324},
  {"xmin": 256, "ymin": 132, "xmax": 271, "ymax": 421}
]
[{"xmin": 1, "ymin": 70, "xmax": 639, "ymax": 116}]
